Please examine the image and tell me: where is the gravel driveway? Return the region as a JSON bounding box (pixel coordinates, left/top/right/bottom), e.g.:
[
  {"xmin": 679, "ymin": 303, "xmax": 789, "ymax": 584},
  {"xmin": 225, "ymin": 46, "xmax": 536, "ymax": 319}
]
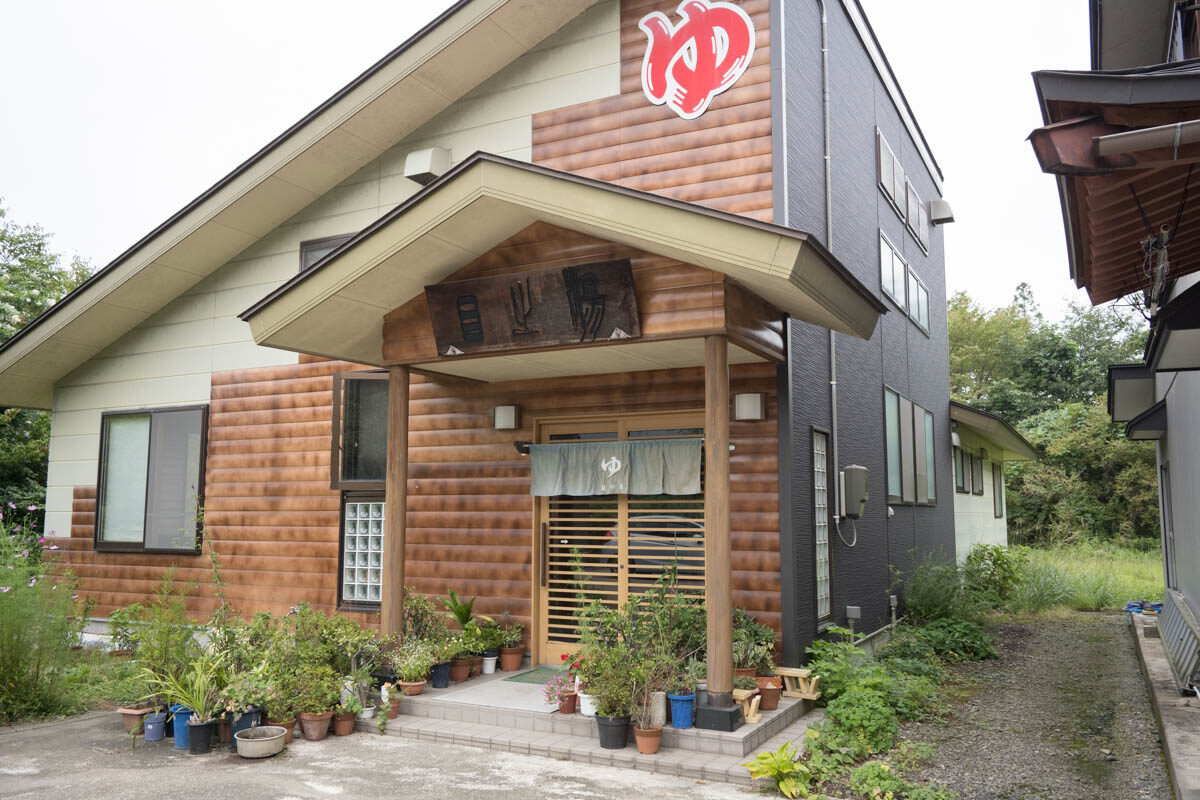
[{"xmin": 903, "ymin": 614, "xmax": 1171, "ymax": 800}]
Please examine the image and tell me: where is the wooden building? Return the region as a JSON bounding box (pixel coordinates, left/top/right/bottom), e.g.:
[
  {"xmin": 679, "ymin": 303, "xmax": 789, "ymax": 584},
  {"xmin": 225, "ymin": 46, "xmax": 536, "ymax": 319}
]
[{"xmin": 0, "ymin": 0, "xmax": 955, "ymax": 719}]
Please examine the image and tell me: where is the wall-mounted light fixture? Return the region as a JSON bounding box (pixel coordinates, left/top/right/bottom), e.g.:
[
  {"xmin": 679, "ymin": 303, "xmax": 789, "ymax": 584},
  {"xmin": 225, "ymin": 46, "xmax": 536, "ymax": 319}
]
[
  {"xmin": 733, "ymin": 393, "xmax": 765, "ymax": 421},
  {"xmin": 979, "ymin": 447, "xmax": 988, "ymax": 461},
  {"xmin": 493, "ymin": 404, "xmax": 519, "ymax": 430}
]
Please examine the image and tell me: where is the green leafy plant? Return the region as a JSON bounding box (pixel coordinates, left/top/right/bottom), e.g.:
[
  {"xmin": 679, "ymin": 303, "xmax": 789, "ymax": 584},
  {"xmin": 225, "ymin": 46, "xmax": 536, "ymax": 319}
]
[
  {"xmin": 733, "ymin": 675, "xmax": 759, "ymax": 691},
  {"xmin": 107, "ymin": 603, "xmax": 142, "ymax": 653},
  {"xmin": 579, "ymin": 641, "xmax": 636, "ymax": 717},
  {"xmin": 441, "ymin": 590, "xmax": 476, "ymax": 629},
  {"xmin": 337, "ymin": 694, "xmax": 364, "ymax": 715},
  {"xmin": 142, "ymin": 652, "xmax": 224, "ymax": 724},
  {"xmin": 496, "ymin": 612, "xmax": 524, "ymax": 648},
  {"xmin": 394, "ymin": 640, "xmax": 436, "ymax": 683},
  {"xmin": 963, "ymin": 544, "xmax": 1025, "ymax": 605},
  {"xmin": 743, "ymin": 742, "xmax": 811, "ymax": 798},
  {"xmin": 907, "ymin": 619, "xmax": 996, "ymax": 663},
  {"xmin": 804, "ymin": 626, "xmax": 876, "ymax": 703},
  {"xmin": 221, "ymin": 663, "xmax": 271, "ymax": 716},
  {"xmin": 477, "ymin": 618, "xmax": 503, "ymax": 652},
  {"xmin": 898, "ymin": 556, "xmax": 985, "ymax": 624},
  {"xmin": 402, "ymin": 587, "xmax": 446, "ymax": 642},
  {"xmin": 289, "ymin": 664, "xmax": 340, "ymax": 715},
  {"xmin": 130, "ymin": 568, "xmax": 199, "ymax": 684},
  {"xmin": 825, "ymin": 687, "xmax": 898, "ymax": 758},
  {"xmin": 849, "ymin": 761, "xmax": 909, "ymax": 799}
]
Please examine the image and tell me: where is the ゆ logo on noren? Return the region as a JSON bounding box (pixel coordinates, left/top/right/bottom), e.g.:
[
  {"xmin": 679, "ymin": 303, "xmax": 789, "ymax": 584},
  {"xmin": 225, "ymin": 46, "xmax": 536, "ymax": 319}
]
[{"xmin": 639, "ymin": 0, "xmax": 756, "ymax": 121}]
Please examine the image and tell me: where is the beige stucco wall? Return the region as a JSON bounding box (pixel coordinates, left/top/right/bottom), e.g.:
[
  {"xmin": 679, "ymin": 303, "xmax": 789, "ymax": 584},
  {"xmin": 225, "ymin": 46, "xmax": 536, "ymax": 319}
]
[
  {"xmin": 42, "ymin": 2, "xmax": 621, "ymax": 538},
  {"xmin": 951, "ymin": 426, "xmax": 1009, "ymax": 563}
]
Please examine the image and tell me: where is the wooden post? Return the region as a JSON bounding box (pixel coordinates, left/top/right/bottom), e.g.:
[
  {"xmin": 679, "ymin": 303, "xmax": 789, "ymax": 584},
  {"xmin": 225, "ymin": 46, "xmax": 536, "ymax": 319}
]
[
  {"xmin": 381, "ymin": 365, "xmax": 410, "ymax": 638},
  {"xmin": 704, "ymin": 334, "xmax": 733, "ymax": 707}
]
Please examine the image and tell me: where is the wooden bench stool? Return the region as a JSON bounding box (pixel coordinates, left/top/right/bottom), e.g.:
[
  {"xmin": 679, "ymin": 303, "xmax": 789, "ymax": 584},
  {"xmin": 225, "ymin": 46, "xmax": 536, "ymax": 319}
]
[{"xmin": 774, "ymin": 667, "xmax": 822, "ymax": 701}]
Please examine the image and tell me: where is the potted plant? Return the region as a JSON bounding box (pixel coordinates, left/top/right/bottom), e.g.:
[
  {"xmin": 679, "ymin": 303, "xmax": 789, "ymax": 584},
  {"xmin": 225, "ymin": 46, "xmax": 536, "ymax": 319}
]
[
  {"xmin": 733, "ymin": 608, "xmax": 777, "ymax": 677},
  {"xmin": 141, "ymin": 654, "xmax": 223, "ymax": 755},
  {"xmin": 380, "ymin": 682, "xmax": 401, "ymax": 719},
  {"xmin": 395, "ymin": 640, "xmax": 436, "ymax": 695},
  {"xmin": 666, "ymin": 666, "xmax": 700, "ymax": 731},
  {"xmin": 263, "ymin": 666, "xmax": 300, "ymax": 744},
  {"xmin": 631, "ymin": 652, "xmax": 676, "ymax": 755},
  {"xmin": 429, "ymin": 637, "xmax": 457, "ymax": 688},
  {"xmin": 543, "ymin": 672, "xmax": 577, "ymax": 714},
  {"xmin": 587, "ymin": 644, "xmax": 635, "ymax": 750},
  {"xmin": 497, "ymin": 613, "xmax": 525, "ymax": 671},
  {"xmin": 333, "ymin": 696, "xmax": 361, "ymax": 736},
  {"xmin": 569, "ymin": 654, "xmax": 598, "ymax": 717},
  {"xmin": 293, "ymin": 664, "xmax": 340, "ymax": 741},
  {"xmin": 733, "ymin": 639, "xmax": 769, "ymax": 679},
  {"xmin": 448, "ymin": 636, "xmax": 472, "ymax": 683},
  {"xmin": 112, "ymin": 672, "xmax": 152, "ymax": 734},
  {"xmin": 755, "ymin": 675, "xmax": 783, "ymax": 711},
  {"xmin": 478, "ymin": 619, "xmax": 502, "ymax": 674},
  {"xmin": 222, "ymin": 665, "xmax": 270, "ymax": 751}
]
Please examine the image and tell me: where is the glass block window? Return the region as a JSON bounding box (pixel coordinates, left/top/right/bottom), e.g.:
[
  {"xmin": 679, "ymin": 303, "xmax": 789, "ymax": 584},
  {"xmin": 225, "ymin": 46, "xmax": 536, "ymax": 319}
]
[
  {"xmin": 342, "ymin": 499, "xmax": 384, "ymax": 605},
  {"xmin": 814, "ymin": 430, "xmax": 831, "ymax": 621}
]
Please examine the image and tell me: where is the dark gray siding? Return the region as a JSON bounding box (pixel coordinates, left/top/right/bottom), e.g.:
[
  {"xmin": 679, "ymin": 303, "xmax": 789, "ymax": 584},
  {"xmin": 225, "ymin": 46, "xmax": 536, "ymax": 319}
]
[{"xmin": 775, "ymin": 0, "xmax": 954, "ymax": 662}]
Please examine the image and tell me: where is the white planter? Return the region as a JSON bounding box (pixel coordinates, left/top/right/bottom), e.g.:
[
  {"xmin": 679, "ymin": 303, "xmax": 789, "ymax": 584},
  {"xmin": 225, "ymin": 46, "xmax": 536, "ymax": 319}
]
[
  {"xmin": 578, "ymin": 692, "xmax": 598, "ymax": 717},
  {"xmin": 482, "ymin": 656, "xmax": 498, "ymax": 674},
  {"xmin": 356, "ymin": 706, "xmax": 376, "ymax": 720}
]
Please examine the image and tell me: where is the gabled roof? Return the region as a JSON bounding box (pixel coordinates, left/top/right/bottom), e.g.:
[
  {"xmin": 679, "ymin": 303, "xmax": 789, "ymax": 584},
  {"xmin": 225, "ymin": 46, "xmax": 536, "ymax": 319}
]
[
  {"xmin": 239, "ymin": 153, "xmax": 887, "ymax": 372},
  {"xmin": 0, "ymin": 0, "xmax": 597, "ymax": 409},
  {"xmin": 949, "ymin": 401, "xmax": 1038, "ymax": 462}
]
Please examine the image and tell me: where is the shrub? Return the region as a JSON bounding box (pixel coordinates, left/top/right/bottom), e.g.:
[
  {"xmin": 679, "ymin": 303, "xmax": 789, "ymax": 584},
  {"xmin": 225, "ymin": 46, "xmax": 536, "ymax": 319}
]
[
  {"xmin": 289, "ymin": 664, "xmax": 341, "ymax": 715},
  {"xmin": 855, "ymin": 670, "xmax": 941, "ymax": 722},
  {"xmin": 901, "ymin": 557, "xmax": 985, "ymax": 624},
  {"xmin": 394, "ymin": 640, "xmax": 436, "ymax": 683},
  {"xmin": 881, "ymin": 656, "xmax": 946, "ymax": 684},
  {"xmin": 1006, "ymin": 558, "xmax": 1070, "ymax": 614},
  {"xmin": 743, "ymin": 743, "xmax": 811, "ymax": 799},
  {"xmin": 825, "ymin": 687, "xmax": 898, "ymax": 757},
  {"xmin": 908, "ymin": 619, "xmax": 996, "ymax": 662},
  {"xmin": 805, "ymin": 627, "xmax": 876, "ymax": 703},
  {"xmin": 963, "ymin": 544, "xmax": 1025, "ymax": 605},
  {"xmin": 849, "ymin": 761, "xmax": 908, "ymax": 798},
  {"xmin": 402, "ymin": 587, "xmax": 446, "ymax": 642},
  {"xmin": 131, "ymin": 569, "xmax": 199, "ymax": 683}
]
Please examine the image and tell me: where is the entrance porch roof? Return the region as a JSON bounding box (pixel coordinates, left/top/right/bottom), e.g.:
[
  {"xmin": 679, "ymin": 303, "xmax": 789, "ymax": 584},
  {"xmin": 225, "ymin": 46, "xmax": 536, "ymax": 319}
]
[{"xmin": 240, "ymin": 154, "xmax": 885, "ymax": 371}]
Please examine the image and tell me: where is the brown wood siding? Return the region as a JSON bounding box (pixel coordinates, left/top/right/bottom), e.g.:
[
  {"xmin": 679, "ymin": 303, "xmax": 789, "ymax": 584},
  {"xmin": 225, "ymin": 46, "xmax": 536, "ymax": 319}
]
[
  {"xmin": 384, "ymin": 222, "xmax": 782, "ymax": 365},
  {"xmin": 55, "ymin": 359, "xmax": 780, "ymax": 634},
  {"xmin": 532, "ymin": 0, "xmax": 772, "ymax": 222}
]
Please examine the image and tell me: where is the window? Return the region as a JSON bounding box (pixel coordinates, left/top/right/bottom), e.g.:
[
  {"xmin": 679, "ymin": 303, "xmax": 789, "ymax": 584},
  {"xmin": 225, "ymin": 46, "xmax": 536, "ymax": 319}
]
[
  {"xmin": 885, "ymin": 389, "xmax": 935, "ymax": 506},
  {"xmin": 331, "ymin": 371, "xmax": 388, "ymax": 490},
  {"xmin": 1161, "ymin": 464, "xmax": 1177, "ymax": 589},
  {"xmin": 972, "ymin": 455, "xmax": 985, "ymax": 496},
  {"xmin": 916, "ymin": 407, "xmax": 935, "ymax": 505},
  {"xmin": 885, "ymin": 389, "xmax": 902, "ymax": 502},
  {"xmin": 954, "ymin": 447, "xmax": 966, "ymax": 493},
  {"xmin": 96, "ymin": 406, "xmax": 207, "ymax": 552},
  {"xmin": 878, "ymin": 131, "xmax": 898, "ymax": 206},
  {"xmin": 992, "ymin": 462, "xmax": 1004, "ymax": 518},
  {"xmin": 813, "ymin": 430, "xmax": 831, "ymax": 621},
  {"xmin": 879, "ymin": 233, "xmax": 907, "ymax": 308},
  {"xmin": 907, "ymin": 269, "xmax": 929, "ymax": 332},
  {"xmin": 300, "ymin": 233, "xmax": 354, "ymax": 272},
  {"xmin": 341, "ymin": 496, "xmax": 384, "ymax": 607},
  {"xmin": 917, "ymin": 204, "xmax": 930, "ymax": 249}
]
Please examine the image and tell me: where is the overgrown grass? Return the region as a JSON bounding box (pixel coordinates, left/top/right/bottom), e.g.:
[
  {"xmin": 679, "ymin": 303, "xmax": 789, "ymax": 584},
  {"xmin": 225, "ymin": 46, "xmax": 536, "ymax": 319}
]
[{"xmin": 1008, "ymin": 543, "xmax": 1163, "ymax": 614}]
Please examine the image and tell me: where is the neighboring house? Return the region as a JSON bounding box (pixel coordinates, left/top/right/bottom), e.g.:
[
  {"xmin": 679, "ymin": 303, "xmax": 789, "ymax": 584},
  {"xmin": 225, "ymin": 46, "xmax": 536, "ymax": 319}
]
[
  {"xmin": 0, "ymin": 0, "xmax": 955, "ymax": 724},
  {"xmin": 948, "ymin": 402, "xmax": 1038, "ymax": 563},
  {"xmin": 1029, "ymin": 0, "xmax": 1200, "ymax": 691}
]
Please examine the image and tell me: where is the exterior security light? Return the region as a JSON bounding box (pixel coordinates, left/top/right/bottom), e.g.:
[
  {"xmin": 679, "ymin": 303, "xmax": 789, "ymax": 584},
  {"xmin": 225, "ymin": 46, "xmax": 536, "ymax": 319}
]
[
  {"xmin": 733, "ymin": 393, "xmax": 765, "ymax": 421},
  {"xmin": 493, "ymin": 405, "xmax": 519, "ymax": 430}
]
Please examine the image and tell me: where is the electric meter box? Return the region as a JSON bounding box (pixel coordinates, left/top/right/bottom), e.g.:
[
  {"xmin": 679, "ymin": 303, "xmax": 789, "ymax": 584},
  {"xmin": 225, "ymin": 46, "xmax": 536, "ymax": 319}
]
[{"xmin": 839, "ymin": 465, "xmax": 869, "ymax": 519}]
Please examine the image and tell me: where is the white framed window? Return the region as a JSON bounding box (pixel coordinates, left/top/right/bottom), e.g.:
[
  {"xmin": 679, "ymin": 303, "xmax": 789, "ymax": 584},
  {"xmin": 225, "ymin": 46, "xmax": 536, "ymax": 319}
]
[
  {"xmin": 878, "ymin": 131, "xmax": 898, "ymax": 206},
  {"xmin": 886, "ymin": 389, "xmax": 936, "ymax": 507},
  {"xmin": 907, "ymin": 269, "xmax": 930, "ymax": 333},
  {"xmin": 341, "ymin": 497, "xmax": 384, "ymax": 606},
  {"xmin": 880, "ymin": 233, "xmax": 907, "ymax": 309},
  {"xmin": 814, "ymin": 430, "xmax": 831, "ymax": 621}
]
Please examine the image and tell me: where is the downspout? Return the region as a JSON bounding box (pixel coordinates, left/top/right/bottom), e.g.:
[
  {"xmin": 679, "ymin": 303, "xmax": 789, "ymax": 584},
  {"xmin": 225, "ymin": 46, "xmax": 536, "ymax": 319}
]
[{"xmin": 818, "ymin": 0, "xmax": 840, "ymax": 526}]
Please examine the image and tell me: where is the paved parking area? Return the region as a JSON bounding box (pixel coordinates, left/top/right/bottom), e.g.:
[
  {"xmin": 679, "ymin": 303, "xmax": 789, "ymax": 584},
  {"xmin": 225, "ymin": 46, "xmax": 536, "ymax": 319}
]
[{"xmin": 0, "ymin": 712, "xmax": 754, "ymax": 800}]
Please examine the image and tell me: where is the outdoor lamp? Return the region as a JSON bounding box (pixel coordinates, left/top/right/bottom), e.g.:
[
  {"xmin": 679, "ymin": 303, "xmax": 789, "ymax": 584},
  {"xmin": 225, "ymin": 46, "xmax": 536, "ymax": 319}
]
[
  {"xmin": 493, "ymin": 404, "xmax": 519, "ymax": 430},
  {"xmin": 733, "ymin": 393, "xmax": 765, "ymax": 421}
]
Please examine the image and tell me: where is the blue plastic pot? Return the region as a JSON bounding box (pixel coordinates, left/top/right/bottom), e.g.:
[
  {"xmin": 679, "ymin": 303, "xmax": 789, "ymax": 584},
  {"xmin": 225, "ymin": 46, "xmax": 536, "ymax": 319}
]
[
  {"xmin": 230, "ymin": 707, "xmax": 262, "ymax": 751},
  {"xmin": 144, "ymin": 711, "xmax": 167, "ymax": 741},
  {"xmin": 667, "ymin": 693, "xmax": 696, "ymax": 730},
  {"xmin": 170, "ymin": 705, "xmax": 194, "ymax": 749}
]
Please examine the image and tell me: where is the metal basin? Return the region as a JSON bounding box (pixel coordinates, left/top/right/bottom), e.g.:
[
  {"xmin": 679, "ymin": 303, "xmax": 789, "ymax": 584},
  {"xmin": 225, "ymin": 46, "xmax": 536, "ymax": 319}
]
[{"xmin": 233, "ymin": 725, "xmax": 286, "ymax": 759}]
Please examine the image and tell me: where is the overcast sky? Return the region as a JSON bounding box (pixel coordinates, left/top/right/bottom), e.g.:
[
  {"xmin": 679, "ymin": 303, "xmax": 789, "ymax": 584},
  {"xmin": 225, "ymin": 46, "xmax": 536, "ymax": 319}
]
[{"xmin": 0, "ymin": 1, "xmax": 1091, "ymax": 319}]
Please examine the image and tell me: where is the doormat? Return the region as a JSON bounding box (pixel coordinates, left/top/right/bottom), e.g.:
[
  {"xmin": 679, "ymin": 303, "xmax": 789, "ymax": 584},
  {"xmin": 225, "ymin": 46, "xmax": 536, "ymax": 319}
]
[{"xmin": 503, "ymin": 667, "xmax": 560, "ymax": 685}]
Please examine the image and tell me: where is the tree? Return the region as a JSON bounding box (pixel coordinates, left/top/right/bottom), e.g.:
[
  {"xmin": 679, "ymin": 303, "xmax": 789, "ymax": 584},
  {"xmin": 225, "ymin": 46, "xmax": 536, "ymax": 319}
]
[
  {"xmin": 0, "ymin": 201, "xmax": 91, "ymax": 507},
  {"xmin": 949, "ymin": 285, "xmax": 1157, "ymax": 546}
]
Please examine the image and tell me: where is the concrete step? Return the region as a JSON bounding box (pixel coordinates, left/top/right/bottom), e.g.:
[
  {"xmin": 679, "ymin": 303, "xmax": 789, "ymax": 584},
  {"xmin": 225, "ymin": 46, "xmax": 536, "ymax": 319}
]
[
  {"xmin": 400, "ymin": 689, "xmax": 812, "ymax": 756},
  {"xmin": 356, "ymin": 705, "xmax": 825, "ymax": 786}
]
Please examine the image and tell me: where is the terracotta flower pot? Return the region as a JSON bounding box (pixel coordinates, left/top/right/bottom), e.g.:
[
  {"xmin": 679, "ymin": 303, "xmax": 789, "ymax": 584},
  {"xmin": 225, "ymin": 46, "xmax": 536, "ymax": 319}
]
[
  {"xmin": 469, "ymin": 655, "xmax": 483, "ymax": 677},
  {"xmin": 278, "ymin": 718, "xmax": 298, "ymax": 744},
  {"xmin": 450, "ymin": 658, "xmax": 471, "ymax": 683},
  {"xmin": 498, "ymin": 646, "xmax": 524, "ymax": 671},
  {"xmin": 634, "ymin": 724, "xmax": 663, "ymax": 755},
  {"xmin": 734, "ymin": 666, "xmax": 757, "ymax": 680},
  {"xmin": 299, "ymin": 711, "xmax": 333, "ymax": 741},
  {"xmin": 558, "ymin": 692, "xmax": 578, "ymax": 714},
  {"xmin": 755, "ymin": 677, "xmax": 782, "ymax": 711},
  {"xmin": 332, "ymin": 711, "xmax": 356, "ymax": 736},
  {"xmin": 217, "ymin": 717, "xmax": 232, "ymax": 744},
  {"xmin": 117, "ymin": 706, "xmax": 151, "ymax": 734},
  {"xmin": 398, "ymin": 680, "xmax": 426, "ymax": 697},
  {"xmin": 387, "ymin": 697, "xmax": 401, "ymax": 719}
]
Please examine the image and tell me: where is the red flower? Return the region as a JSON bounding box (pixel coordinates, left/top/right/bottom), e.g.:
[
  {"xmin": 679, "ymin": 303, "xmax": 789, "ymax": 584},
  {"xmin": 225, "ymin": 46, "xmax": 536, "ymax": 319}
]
[{"xmin": 561, "ymin": 653, "xmax": 568, "ymax": 661}]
